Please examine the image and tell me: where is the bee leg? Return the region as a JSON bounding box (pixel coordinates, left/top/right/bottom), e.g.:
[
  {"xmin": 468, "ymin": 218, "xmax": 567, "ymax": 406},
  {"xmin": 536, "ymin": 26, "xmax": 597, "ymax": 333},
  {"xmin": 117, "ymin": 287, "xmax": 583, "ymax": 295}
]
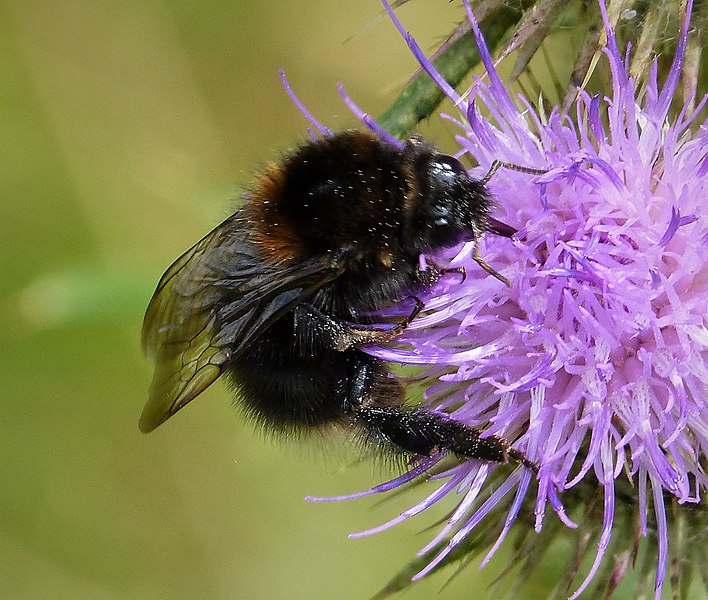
[
  {"xmin": 344, "ymin": 354, "xmax": 537, "ymax": 472},
  {"xmin": 361, "ymin": 405, "xmax": 538, "ymax": 471},
  {"xmin": 473, "ymin": 243, "xmax": 510, "ymax": 286},
  {"xmin": 439, "ymin": 266, "xmax": 466, "ymax": 283},
  {"xmin": 387, "ymin": 296, "xmax": 424, "ymax": 335},
  {"xmin": 417, "ymin": 258, "xmax": 466, "ymax": 285},
  {"xmin": 293, "ymin": 300, "xmax": 423, "ymax": 352}
]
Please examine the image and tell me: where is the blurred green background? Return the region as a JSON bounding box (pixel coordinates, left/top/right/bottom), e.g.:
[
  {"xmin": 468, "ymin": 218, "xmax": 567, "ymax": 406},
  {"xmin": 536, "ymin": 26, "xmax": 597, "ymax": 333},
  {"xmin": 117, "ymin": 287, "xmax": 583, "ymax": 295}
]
[{"xmin": 0, "ymin": 1, "xmax": 641, "ymax": 599}]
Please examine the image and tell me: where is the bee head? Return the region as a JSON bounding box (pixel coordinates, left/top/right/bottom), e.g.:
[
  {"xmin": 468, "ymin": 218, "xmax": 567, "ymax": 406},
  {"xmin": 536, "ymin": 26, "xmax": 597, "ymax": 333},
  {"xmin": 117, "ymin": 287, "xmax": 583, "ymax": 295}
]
[{"xmin": 402, "ymin": 143, "xmax": 491, "ymax": 255}]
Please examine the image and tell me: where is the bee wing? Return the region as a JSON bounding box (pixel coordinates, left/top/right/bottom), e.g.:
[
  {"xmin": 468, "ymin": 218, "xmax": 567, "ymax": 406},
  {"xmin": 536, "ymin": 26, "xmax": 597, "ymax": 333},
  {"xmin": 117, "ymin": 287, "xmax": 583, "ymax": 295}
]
[{"xmin": 140, "ymin": 214, "xmax": 340, "ymax": 432}]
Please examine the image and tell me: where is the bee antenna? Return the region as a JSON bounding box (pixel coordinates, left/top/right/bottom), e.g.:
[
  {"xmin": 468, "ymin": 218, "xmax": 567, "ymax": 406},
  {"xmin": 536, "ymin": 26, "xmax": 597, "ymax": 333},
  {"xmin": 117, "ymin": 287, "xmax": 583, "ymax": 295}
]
[{"xmin": 480, "ymin": 160, "xmax": 547, "ymax": 185}]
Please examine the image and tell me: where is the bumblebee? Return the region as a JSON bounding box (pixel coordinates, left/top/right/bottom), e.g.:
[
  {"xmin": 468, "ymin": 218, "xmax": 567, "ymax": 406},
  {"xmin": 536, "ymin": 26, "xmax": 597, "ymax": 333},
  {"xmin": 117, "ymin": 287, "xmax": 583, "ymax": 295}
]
[{"xmin": 141, "ymin": 130, "xmax": 534, "ymax": 470}]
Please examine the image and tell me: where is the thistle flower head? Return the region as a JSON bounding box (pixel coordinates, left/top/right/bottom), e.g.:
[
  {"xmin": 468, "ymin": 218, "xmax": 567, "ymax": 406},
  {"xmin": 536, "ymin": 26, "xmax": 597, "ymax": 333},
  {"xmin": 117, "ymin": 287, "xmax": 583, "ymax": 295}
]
[{"xmin": 300, "ymin": 0, "xmax": 707, "ymax": 597}]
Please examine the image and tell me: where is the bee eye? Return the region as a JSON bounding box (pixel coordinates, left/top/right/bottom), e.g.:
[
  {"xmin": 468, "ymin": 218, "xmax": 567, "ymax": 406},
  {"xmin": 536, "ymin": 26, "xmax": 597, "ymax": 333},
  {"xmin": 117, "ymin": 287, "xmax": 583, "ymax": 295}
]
[
  {"xmin": 427, "ymin": 155, "xmax": 466, "ymax": 229},
  {"xmin": 430, "ymin": 155, "xmax": 468, "ymax": 181},
  {"xmin": 431, "ymin": 202, "xmax": 452, "ymax": 225}
]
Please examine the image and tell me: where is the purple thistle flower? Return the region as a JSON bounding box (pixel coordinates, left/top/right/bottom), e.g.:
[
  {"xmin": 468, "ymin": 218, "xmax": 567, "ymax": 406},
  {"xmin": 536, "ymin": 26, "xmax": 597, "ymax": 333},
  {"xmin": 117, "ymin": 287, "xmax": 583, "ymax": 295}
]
[{"xmin": 298, "ymin": 0, "xmax": 707, "ymax": 597}]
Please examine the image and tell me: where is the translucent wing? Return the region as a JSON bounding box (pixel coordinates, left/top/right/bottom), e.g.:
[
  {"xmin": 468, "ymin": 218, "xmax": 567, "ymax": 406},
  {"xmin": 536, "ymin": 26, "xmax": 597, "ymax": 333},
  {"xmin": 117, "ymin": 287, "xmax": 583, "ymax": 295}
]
[{"xmin": 140, "ymin": 213, "xmax": 340, "ymax": 432}]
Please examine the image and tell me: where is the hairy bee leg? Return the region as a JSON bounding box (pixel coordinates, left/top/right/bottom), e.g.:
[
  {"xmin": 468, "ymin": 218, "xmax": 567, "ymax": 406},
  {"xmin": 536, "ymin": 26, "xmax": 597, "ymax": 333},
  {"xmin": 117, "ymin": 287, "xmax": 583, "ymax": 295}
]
[
  {"xmin": 292, "ymin": 300, "xmax": 423, "ymax": 352},
  {"xmin": 344, "ymin": 355, "xmax": 537, "ymax": 472},
  {"xmin": 364, "ymin": 406, "xmax": 538, "ymax": 471}
]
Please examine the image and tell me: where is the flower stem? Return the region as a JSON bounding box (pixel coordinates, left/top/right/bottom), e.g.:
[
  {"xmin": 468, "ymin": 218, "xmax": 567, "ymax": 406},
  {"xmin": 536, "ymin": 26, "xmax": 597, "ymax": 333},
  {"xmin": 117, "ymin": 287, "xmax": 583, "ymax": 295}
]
[{"xmin": 377, "ymin": 5, "xmax": 526, "ymax": 138}]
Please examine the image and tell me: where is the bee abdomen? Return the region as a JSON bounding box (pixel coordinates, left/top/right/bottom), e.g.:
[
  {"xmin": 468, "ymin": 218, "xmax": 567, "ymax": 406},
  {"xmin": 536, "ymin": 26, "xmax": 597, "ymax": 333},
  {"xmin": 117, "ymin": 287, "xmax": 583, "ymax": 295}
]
[{"xmin": 226, "ymin": 318, "xmax": 349, "ymax": 431}]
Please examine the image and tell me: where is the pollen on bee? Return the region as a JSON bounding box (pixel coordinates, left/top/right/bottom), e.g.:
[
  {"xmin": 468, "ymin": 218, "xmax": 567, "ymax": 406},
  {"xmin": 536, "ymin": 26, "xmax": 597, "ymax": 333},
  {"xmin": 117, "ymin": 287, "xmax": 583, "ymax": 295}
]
[{"xmin": 378, "ymin": 251, "xmax": 393, "ymax": 268}]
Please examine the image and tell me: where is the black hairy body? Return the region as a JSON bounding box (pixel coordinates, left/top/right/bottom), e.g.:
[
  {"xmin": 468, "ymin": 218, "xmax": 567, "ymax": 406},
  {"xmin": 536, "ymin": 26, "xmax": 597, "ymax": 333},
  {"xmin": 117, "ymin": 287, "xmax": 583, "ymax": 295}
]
[{"xmin": 141, "ymin": 131, "xmax": 535, "ymax": 470}]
